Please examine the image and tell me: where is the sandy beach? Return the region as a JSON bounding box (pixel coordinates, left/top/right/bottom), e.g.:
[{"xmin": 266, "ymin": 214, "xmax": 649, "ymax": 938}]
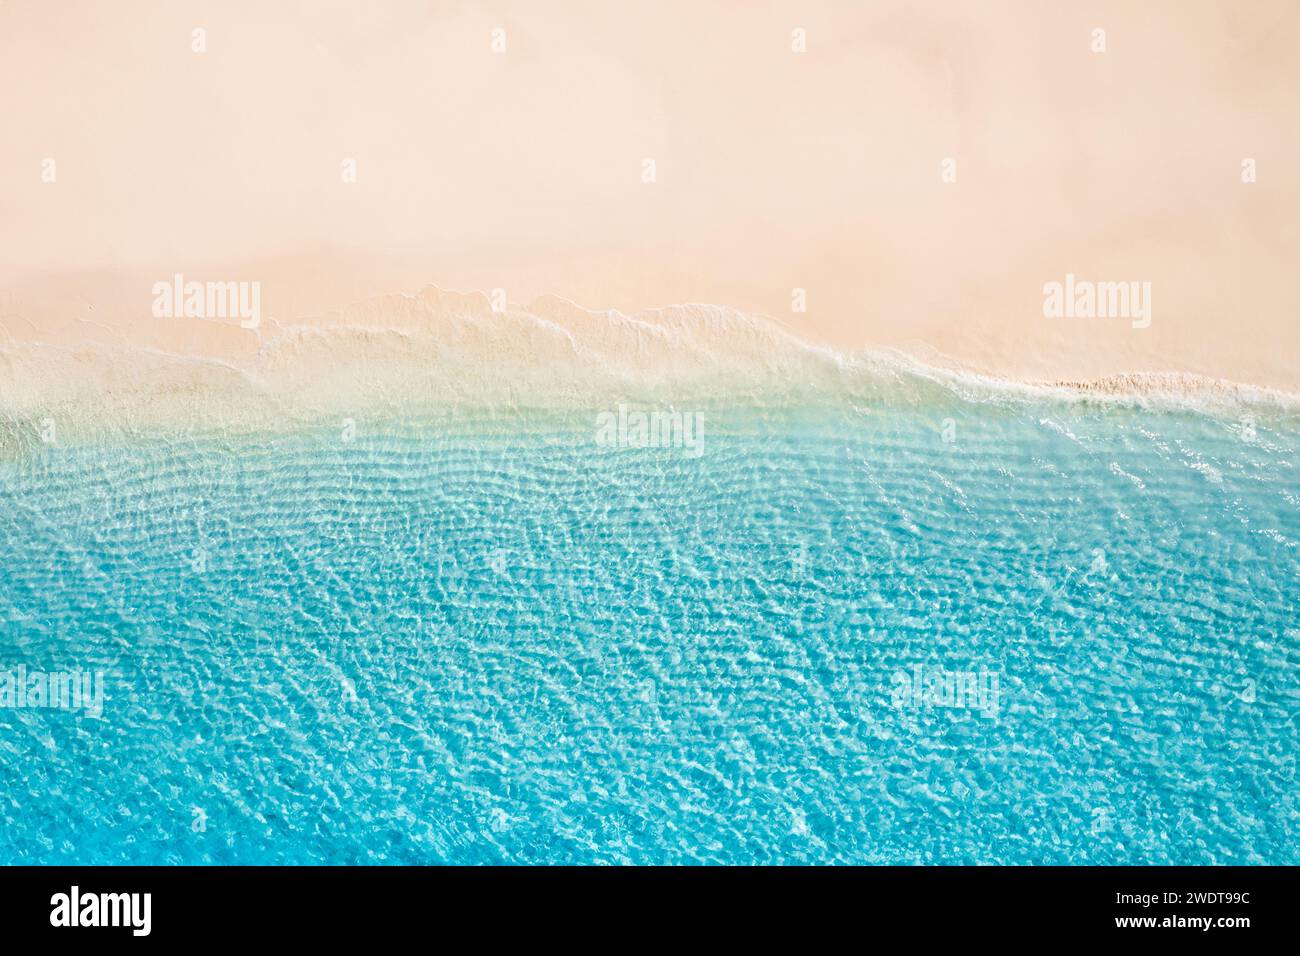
[{"xmin": 2, "ymin": 0, "xmax": 1298, "ymax": 415}]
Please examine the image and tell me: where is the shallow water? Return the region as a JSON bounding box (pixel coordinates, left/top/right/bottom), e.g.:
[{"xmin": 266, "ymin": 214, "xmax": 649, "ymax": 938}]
[{"xmin": 0, "ymin": 394, "xmax": 1296, "ymax": 863}]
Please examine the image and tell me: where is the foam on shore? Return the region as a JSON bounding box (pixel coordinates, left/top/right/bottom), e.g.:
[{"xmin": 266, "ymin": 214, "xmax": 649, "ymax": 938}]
[{"xmin": 3, "ymin": 285, "xmax": 1298, "ymax": 454}]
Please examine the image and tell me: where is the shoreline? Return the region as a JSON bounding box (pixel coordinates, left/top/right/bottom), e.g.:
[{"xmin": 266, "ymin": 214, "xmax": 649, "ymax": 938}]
[
  {"xmin": 6, "ymin": 256, "xmax": 1300, "ymax": 394},
  {"xmin": 3, "ymin": 281, "xmax": 1298, "ymax": 456}
]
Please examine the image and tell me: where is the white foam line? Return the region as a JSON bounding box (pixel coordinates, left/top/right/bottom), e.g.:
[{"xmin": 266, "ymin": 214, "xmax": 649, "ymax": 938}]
[{"xmin": 4, "ymin": 283, "xmax": 1299, "ymax": 418}]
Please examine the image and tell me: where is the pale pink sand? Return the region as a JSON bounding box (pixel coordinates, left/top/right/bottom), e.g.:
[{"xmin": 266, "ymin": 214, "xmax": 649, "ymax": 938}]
[{"xmin": 1, "ymin": 0, "xmax": 1297, "ymax": 398}]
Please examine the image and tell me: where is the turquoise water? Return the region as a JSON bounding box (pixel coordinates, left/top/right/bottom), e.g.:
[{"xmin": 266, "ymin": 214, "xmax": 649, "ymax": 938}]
[{"xmin": 0, "ymin": 392, "xmax": 1296, "ymax": 864}]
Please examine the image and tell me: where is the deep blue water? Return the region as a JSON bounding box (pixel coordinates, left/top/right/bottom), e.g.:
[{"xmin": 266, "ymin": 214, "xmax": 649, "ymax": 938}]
[{"xmin": 1, "ymin": 396, "xmax": 1296, "ymax": 863}]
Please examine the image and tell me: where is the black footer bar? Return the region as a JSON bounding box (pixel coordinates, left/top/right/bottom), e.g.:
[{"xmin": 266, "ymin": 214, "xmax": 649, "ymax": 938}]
[{"xmin": 0, "ymin": 865, "xmax": 1283, "ymax": 944}]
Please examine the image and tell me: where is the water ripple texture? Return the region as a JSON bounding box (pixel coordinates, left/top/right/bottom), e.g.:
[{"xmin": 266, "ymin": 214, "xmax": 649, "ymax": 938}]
[{"xmin": 0, "ymin": 397, "xmax": 1296, "ymax": 864}]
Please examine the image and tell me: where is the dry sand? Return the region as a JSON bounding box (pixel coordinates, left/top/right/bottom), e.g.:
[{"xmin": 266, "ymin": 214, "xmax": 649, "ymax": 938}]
[{"xmin": 1, "ymin": 0, "xmax": 1297, "ymax": 406}]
